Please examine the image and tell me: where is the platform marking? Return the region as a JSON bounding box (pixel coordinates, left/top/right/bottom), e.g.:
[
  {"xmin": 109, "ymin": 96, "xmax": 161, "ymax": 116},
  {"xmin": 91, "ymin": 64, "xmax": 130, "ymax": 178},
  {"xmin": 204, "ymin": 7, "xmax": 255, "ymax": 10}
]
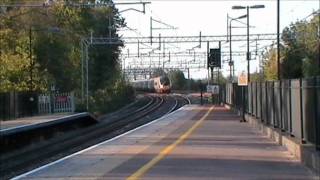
[
  {"xmin": 127, "ymin": 106, "xmax": 214, "ymax": 180},
  {"xmin": 12, "ymin": 107, "xmax": 187, "ymax": 180},
  {"xmin": 0, "ymin": 113, "xmax": 87, "ymax": 132}
]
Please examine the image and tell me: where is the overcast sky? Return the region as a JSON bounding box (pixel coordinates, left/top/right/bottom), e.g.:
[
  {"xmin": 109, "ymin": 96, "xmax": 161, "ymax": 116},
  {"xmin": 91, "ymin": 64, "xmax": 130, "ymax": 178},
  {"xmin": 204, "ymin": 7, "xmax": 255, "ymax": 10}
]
[{"xmin": 115, "ymin": 0, "xmax": 319, "ymax": 79}]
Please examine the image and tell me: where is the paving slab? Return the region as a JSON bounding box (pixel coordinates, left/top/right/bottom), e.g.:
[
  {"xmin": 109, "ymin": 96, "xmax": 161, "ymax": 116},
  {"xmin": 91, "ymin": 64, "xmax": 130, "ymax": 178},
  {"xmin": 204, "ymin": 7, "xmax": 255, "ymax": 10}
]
[
  {"xmin": 13, "ymin": 105, "xmax": 317, "ymax": 180},
  {"xmin": 0, "ymin": 113, "xmax": 74, "ymax": 130}
]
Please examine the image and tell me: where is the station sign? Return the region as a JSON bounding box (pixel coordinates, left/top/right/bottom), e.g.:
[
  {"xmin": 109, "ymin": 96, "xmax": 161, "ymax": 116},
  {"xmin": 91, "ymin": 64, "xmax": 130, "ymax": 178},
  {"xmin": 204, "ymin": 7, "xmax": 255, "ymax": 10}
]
[
  {"xmin": 238, "ymin": 71, "xmax": 248, "ymax": 86},
  {"xmin": 207, "ymin": 85, "xmax": 219, "ymax": 94}
]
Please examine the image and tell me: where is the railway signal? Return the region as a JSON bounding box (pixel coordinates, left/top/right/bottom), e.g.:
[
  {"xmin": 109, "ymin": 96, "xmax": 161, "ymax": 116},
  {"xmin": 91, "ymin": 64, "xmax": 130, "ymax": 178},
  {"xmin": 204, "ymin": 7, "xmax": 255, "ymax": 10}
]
[{"xmin": 208, "ymin": 48, "xmax": 221, "ymax": 68}]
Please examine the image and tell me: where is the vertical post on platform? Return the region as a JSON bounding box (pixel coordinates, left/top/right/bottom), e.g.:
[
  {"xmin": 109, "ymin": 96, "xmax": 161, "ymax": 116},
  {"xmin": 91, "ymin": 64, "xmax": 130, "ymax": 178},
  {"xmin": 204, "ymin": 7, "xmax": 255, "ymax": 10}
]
[
  {"xmin": 246, "ymin": 6, "xmax": 250, "ymax": 83},
  {"xmin": 218, "ymin": 41, "xmax": 221, "ymax": 105},
  {"xmin": 229, "ymin": 17, "xmax": 233, "ymax": 81},
  {"xmin": 211, "ymin": 67, "xmax": 214, "ymax": 105},
  {"xmin": 187, "ymin": 68, "xmax": 190, "ymax": 93},
  {"xmin": 299, "ymin": 78, "xmax": 306, "ymax": 144},
  {"xmin": 218, "ymin": 68, "xmax": 220, "ymax": 105},
  {"xmin": 245, "ymin": 5, "xmax": 249, "ymax": 120},
  {"xmin": 242, "ymin": 86, "xmax": 245, "ymax": 122},
  {"xmin": 207, "ymin": 41, "xmax": 210, "ymax": 86},
  {"xmin": 277, "ymin": 0, "xmax": 280, "ymax": 80},
  {"xmin": 314, "ymin": 77, "xmax": 319, "ymax": 150},
  {"xmin": 200, "ymin": 83, "xmax": 203, "ymax": 105}
]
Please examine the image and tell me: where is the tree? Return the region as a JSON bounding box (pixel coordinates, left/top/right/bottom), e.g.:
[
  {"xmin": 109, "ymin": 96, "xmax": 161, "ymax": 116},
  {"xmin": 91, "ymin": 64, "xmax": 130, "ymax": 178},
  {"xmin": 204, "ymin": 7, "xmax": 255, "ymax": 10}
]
[
  {"xmin": 151, "ymin": 68, "xmax": 166, "ymax": 78},
  {"xmin": 0, "ymin": 16, "xmax": 48, "ymax": 92},
  {"xmin": 281, "ymin": 14, "xmax": 319, "ymax": 78},
  {"xmin": 262, "ymin": 13, "xmax": 319, "ymax": 80},
  {"xmin": 281, "ymin": 22, "xmax": 304, "ymax": 79},
  {"xmin": 0, "ymin": 0, "xmax": 126, "ymax": 93},
  {"xmin": 1, "ymin": 0, "xmax": 135, "ymax": 114},
  {"xmin": 168, "ymin": 70, "xmax": 186, "ymax": 90},
  {"xmin": 300, "ymin": 15, "xmax": 320, "ymax": 77}
]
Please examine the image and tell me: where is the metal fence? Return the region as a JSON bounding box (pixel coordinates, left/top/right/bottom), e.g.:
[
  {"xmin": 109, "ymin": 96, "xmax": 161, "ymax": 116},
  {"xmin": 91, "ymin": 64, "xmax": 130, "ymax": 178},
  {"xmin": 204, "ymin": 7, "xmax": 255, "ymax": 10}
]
[
  {"xmin": 225, "ymin": 77, "xmax": 320, "ymax": 151},
  {"xmin": 0, "ymin": 92, "xmax": 38, "ymax": 120},
  {"xmin": 38, "ymin": 92, "xmax": 75, "ymax": 114},
  {"xmin": 0, "ymin": 92, "xmax": 75, "ymax": 120}
]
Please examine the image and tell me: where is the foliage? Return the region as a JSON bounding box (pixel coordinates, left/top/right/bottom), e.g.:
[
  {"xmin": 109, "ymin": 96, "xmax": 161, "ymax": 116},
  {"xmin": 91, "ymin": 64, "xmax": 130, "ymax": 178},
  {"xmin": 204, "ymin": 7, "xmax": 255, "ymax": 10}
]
[
  {"xmin": 0, "ymin": 24, "xmax": 49, "ymax": 92},
  {"xmin": 262, "ymin": 46, "xmax": 278, "ymax": 81},
  {"xmin": 89, "ymin": 79, "xmax": 135, "ymax": 115},
  {"xmin": 168, "ymin": 70, "xmax": 186, "ymax": 90},
  {"xmin": 207, "ymin": 71, "xmax": 227, "ymax": 85},
  {"xmin": 250, "ymin": 71, "xmax": 264, "ymax": 82},
  {"xmin": 186, "ymin": 78, "xmax": 207, "ymax": 92},
  {"xmin": 262, "ymin": 14, "xmax": 319, "ymax": 80},
  {"xmin": 151, "ymin": 68, "xmax": 166, "ymax": 78},
  {"xmin": 0, "ymin": 0, "xmax": 125, "ymax": 91},
  {"xmin": 1, "ymin": 0, "xmax": 134, "ymax": 114}
]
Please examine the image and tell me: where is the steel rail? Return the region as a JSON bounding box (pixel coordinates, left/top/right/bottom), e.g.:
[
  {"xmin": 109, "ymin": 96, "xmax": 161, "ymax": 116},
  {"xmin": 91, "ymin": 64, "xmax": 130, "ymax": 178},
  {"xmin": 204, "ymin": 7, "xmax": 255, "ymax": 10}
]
[
  {"xmin": 1, "ymin": 95, "xmax": 172, "ymax": 179},
  {"xmin": 167, "ymin": 95, "xmax": 179, "ymax": 114}
]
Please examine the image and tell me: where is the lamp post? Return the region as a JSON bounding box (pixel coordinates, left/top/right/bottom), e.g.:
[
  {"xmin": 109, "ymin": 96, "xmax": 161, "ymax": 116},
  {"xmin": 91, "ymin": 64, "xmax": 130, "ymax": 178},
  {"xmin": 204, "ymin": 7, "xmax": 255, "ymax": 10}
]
[
  {"xmin": 277, "ymin": 0, "xmax": 280, "ymax": 80},
  {"xmin": 232, "ymin": 5, "xmax": 265, "ymax": 83},
  {"xmin": 228, "ymin": 14, "xmax": 248, "ymax": 82}
]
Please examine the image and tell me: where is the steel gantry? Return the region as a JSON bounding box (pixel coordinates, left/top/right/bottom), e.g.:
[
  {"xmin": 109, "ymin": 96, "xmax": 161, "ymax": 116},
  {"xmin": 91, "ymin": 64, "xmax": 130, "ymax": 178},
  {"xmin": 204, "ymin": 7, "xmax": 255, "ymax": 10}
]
[
  {"xmin": 85, "ymin": 33, "xmax": 278, "ymax": 45},
  {"xmin": 81, "ymin": 33, "xmax": 277, "ymax": 81},
  {"xmin": 0, "ymin": 1, "xmax": 151, "ymax": 9},
  {"xmin": 113, "ymin": 33, "xmax": 272, "ymax": 80},
  {"xmin": 83, "ymin": 33, "xmax": 275, "ymax": 82}
]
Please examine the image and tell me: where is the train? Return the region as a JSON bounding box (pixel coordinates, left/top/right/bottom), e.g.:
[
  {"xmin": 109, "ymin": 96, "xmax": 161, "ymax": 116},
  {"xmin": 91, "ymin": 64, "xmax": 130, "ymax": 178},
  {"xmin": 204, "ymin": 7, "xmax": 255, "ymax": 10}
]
[{"xmin": 131, "ymin": 76, "xmax": 171, "ymax": 93}]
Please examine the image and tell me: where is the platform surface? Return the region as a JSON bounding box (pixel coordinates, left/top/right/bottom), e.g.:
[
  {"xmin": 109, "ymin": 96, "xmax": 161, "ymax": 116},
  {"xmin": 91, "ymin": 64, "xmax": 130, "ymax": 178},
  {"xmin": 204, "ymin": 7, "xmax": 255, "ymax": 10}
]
[
  {"xmin": 14, "ymin": 105, "xmax": 317, "ymax": 180},
  {"xmin": 0, "ymin": 113, "xmax": 74, "ymax": 131}
]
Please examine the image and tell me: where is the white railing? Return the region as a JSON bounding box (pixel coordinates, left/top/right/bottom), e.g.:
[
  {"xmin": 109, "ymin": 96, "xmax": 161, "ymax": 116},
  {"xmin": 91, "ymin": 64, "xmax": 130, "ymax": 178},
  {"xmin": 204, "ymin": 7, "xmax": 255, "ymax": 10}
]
[
  {"xmin": 38, "ymin": 92, "xmax": 75, "ymax": 114},
  {"xmin": 38, "ymin": 94, "xmax": 51, "ymax": 114}
]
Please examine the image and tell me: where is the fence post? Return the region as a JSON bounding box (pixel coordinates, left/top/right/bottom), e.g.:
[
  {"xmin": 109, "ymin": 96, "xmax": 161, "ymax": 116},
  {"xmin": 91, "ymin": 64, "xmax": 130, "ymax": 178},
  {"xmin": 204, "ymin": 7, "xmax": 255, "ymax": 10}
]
[
  {"xmin": 250, "ymin": 83, "xmax": 253, "ymax": 115},
  {"xmin": 260, "ymin": 82, "xmax": 263, "ymax": 122},
  {"xmin": 71, "ymin": 92, "xmax": 75, "ymax": 113},
  {"xmin": 280, "ymin": 79, "xmax": 284, "ymax": 131},
  {"xmin": 315, "ymin": 77, "xmax": 319, "ymax": 150},
  {"xmin": 300, "ymin": 78, "xmax": 306, "ymax": 144},
  {"xmin": 242, "ymin": 86, "xmax": 245, "ymax": 122},
  {"xmin": 265, "ymin": 82, "xmax": 268, "ymax": 125},
  {"xmin": 256, "ymin": 82, "xmax": 258, "ymax": 118},
  {"xmin": 272, "ymin": 81, "xmax": 276, "ymax": 128},
  {"xmin": 289, "ymin": 80, "xmax": 293, "ymax": 136}
]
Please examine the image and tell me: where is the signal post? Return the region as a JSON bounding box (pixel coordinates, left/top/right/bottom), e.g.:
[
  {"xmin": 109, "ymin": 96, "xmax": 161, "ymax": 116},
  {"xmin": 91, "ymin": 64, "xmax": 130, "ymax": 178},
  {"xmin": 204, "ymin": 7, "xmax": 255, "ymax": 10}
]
[{"xmin": 207, "ymin": 41, "xmax": 221, "ymax": 105}]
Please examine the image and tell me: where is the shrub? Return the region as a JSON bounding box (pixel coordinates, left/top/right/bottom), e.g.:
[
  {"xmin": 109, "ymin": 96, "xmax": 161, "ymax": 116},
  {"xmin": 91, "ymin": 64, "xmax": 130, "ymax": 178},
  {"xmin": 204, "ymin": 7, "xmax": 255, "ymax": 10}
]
[{"xmin": 89, "ymin": 80, "xmax": 135, "ymax": 116}]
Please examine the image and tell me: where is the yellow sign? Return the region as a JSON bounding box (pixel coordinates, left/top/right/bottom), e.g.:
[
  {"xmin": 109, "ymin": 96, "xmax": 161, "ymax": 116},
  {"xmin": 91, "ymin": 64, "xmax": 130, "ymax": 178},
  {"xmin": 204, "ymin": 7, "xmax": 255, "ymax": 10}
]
[{"xmin": 238, "ymin": 72, "xmax": 248, "ymax": 86}]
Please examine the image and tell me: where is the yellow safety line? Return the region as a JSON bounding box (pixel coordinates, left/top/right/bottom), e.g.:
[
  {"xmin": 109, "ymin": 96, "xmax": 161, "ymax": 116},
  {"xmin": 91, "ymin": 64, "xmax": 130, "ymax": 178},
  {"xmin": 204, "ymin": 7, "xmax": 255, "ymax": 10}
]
[{"xmin": 127, "ymin": 106, "xmax": 214, "ymax": 180}]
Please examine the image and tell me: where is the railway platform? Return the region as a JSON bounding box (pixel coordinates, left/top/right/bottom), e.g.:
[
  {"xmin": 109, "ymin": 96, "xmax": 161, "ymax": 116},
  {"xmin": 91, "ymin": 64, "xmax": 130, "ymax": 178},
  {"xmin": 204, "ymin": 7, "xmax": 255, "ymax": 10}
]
[
  {"xmin": 0, "ymin": 113, "xmax": 75, "ymax": 131},
  {"xmin": 13, "ymin": 105, "xmax": 317, "ymax": 179}
]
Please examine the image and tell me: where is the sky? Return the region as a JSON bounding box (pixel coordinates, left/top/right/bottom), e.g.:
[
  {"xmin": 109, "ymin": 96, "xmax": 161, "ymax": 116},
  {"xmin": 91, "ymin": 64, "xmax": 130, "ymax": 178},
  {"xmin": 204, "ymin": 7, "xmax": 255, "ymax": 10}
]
[{"xmin": 114, "ymin": 0, "xmax": 320, "ymax": 80}]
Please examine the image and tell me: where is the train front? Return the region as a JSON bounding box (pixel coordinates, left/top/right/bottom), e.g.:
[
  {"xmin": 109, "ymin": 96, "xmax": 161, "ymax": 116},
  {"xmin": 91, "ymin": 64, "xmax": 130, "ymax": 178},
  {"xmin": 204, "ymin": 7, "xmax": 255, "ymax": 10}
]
[{"xmin": 159, "ymin": 76, "xmax": 171, "ymax": 93}]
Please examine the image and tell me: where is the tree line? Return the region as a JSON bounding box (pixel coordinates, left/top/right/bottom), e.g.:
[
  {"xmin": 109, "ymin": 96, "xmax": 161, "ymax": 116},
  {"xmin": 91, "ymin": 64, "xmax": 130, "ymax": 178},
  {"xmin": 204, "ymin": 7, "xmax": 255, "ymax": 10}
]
[
  {"xmin": 0, "ymin": 0, "xmax": 134, "ymax": 113},
  {"xmin": 262, "ymin": 13, "xmax": 319, "ymax": 80}
]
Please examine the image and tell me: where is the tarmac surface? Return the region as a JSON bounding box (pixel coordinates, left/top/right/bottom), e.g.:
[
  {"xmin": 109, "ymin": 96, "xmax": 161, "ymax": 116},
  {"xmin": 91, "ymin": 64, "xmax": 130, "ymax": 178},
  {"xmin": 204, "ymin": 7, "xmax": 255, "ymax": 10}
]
[
  {"xmin": 13, "ymin": 105, "xmax": 317, "ymax": 180},
  {"xmin": 0, "ymin": 113, "xmax": 73, "ymax": 131}
]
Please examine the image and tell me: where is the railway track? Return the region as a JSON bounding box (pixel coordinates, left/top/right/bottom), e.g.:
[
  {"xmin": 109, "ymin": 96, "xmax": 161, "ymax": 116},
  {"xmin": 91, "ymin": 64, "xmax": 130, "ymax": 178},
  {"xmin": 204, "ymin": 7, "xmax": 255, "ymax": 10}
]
[{"xmin": 1, "ymin": 94, "xmax": 189, "ymax": 179}]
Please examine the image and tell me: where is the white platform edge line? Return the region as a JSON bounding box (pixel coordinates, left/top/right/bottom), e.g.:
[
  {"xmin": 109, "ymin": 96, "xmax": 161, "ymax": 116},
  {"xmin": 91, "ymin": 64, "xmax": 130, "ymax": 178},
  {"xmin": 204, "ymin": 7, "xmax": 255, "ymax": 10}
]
[
  {"xmin": 12, "ymin": 105, "xmax": 190, "ymax": 180},
  {"xmin": 1, "ymin": 112, "xmax": 87, "ymax": 132}
]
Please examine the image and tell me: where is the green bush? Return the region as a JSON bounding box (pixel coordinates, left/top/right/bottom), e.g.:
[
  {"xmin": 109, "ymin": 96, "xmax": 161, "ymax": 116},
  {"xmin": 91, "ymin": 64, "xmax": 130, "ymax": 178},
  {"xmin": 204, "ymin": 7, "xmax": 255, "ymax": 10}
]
[{"xmin": 89, "ymin": 80, "xmax": 135, "ymax": 116}]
